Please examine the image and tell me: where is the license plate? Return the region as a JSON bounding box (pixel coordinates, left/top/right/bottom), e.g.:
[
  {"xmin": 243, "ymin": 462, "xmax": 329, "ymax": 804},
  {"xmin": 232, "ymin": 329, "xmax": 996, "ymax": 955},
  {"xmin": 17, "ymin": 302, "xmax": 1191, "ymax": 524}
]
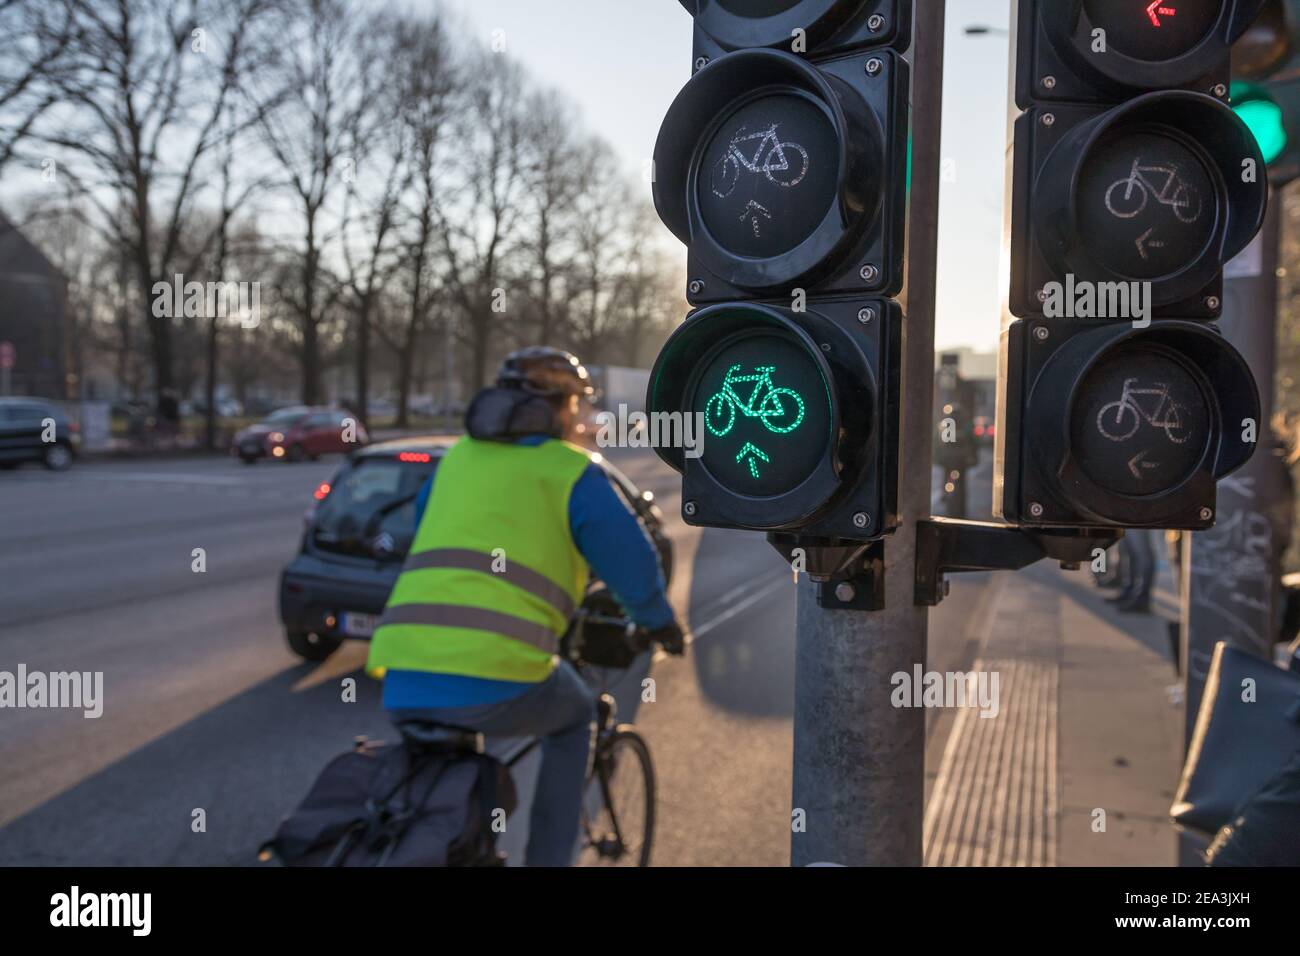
[
  {"xmin": 340, "ymin": 612, "xmax": 379, "ymax": 638},
  {"xmin": 242, "ymin": 442, "xmax": 261, "ymax": 454}
]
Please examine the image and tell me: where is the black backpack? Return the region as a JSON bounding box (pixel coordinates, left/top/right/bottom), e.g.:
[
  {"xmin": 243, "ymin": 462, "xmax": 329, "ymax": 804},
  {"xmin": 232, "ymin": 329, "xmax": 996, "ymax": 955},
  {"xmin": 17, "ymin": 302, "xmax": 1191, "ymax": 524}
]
[{"xmin": 261, "ymin": 734, "xmax": 516, "ymax": 867}]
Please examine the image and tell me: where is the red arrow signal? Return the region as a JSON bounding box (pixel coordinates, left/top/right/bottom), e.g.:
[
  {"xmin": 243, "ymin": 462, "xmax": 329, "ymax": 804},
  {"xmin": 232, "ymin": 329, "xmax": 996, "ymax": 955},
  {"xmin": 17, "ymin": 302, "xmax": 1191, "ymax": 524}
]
[{"xmin": 1146, "ymin": 2, "xmax": 1177, "ymax": 28}]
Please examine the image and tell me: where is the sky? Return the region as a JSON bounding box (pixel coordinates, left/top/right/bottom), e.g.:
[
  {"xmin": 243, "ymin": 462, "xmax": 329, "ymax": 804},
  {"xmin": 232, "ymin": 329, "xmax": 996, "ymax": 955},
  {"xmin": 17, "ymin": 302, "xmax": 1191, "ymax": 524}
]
[{"xmin": 439, "ymin": 0, "xmax": 1015, "ymax": 353}]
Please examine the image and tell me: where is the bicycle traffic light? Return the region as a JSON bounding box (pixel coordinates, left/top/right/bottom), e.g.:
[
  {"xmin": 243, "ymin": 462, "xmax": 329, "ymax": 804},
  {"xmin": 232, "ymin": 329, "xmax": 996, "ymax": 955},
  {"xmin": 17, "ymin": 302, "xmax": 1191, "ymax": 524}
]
[
  {"xmin": 998, "ymin": 0, "xmax": 1267, "ymax": 530},
  {"xmin": 649, "ymin": 299, "xmax": 900, "ymax": 537},
  {"xmin": 648, "ymin": 1, "xmax": 912, "ymax": 540}
]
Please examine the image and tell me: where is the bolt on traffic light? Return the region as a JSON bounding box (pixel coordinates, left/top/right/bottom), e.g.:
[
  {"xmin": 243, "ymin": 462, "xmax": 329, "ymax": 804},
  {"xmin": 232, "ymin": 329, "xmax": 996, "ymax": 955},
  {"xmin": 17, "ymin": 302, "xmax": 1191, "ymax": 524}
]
[
  {"xmin": 649, "ymin": 0, "xmax": 912, "ymax": 540},
  {"xmin": 997, "ymin": 0, "xmax": 1267, "ymax": 530}
]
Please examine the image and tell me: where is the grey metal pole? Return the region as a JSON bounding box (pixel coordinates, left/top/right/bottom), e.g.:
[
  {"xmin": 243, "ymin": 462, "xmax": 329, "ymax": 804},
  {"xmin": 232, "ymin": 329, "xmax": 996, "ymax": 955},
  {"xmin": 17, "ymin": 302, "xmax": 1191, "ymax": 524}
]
[
  {"xmin": 1177, "ymin": 192, "xmax": 1284, "ymax": 864},
  {"xmin": 790, "ymin": 0, "xmax": 946, "ymax": 867}
]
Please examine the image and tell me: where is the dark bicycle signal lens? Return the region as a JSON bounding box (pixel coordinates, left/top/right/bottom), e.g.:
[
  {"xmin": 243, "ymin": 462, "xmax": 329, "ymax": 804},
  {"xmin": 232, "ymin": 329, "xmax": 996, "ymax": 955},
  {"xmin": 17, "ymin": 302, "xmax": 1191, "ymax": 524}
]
[
  {"xmin": 653, "ymin": 47, "xmax": 908, "ymax": 300},
  {"xmin": 696, "ymin": 93, "xmax": 840, "ymax": 259},
  {"xmin": 1069, "ymin": 347, "xmax": 1210, "ymax": 496},
  {"xmin": 691, "ymin": 332, "xmax": 832, "ymax": 498},
  {"xmin": 1075, "ymin": 130, "xmax": 1216, "ymax": 280}
]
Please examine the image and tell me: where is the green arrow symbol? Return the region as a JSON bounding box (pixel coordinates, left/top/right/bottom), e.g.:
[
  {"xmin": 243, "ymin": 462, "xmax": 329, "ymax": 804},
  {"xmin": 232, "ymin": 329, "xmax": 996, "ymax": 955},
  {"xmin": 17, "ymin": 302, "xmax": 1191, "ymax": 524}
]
[{"xmin": 736, "ymin": 442, "xmax": 770, "ymax": 479}]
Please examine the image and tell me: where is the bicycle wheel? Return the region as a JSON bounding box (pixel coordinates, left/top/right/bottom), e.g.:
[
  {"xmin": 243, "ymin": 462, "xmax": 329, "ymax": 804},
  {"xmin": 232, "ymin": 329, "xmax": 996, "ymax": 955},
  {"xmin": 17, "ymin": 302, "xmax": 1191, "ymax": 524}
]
[
  {"xmin": 758, "ymin": 387, "xmax": 806, "ymax": 434},
  {"xmin": 577, "ymin": 728, "xmax": 655, "ymax": 867},
  {"xmin": 1097, "ymin": 401, "xmax": 1141, "ymax": 442},
  {"xmin": 1104, "ymin": 178, "xmax": 1147, "ymax": 220},
  {"xmin": 705, "ymin": 392, "xmax": 736, "ymax": 436}
]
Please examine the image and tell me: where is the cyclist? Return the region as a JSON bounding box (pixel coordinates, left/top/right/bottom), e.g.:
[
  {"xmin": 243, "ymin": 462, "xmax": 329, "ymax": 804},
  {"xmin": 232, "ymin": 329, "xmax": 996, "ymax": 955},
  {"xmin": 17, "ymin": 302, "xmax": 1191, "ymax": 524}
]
[{"xmin": 366, "ymin": 346, "xmax": 685, "ymax": 866}]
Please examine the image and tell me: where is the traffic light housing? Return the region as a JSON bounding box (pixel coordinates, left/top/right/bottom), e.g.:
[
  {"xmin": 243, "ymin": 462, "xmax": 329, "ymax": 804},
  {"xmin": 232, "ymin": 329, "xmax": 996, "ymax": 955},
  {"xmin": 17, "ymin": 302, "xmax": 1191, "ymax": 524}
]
[
  {"xmin": 1014, "ymin": 0, "xmax": 1267, "ymax": 106},
  {"xmin": 653, "ymin": 47, "xmax": 910, "ymax": 304},
  {"xmin": 999, "ymin": 319, "xmax": 1258, "ymax": 529},
  {"xmin": 998, "ymin": 0, "xmax": 1267, "ymax": 530},
  {"xmin": 680, "ymin": 0, "xmax": 912, "ymax": 63},
  {"xmin": 649, "ymin": 1, "xmax": 912, "ymax": 542},
  {"xmin": 1007, "ymin": 91, "xmax": 1268, "ymax": 318},
  {"xmin": 649, "ymin": 298, "xmax": 900, "ymax": 537}
]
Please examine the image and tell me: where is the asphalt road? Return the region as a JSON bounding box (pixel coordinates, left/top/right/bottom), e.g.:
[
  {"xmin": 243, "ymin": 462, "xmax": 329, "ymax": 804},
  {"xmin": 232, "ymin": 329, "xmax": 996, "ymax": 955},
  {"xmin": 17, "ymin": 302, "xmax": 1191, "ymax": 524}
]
[{"xmin": 0, "ymin": 446, "xmax": 993, "ymax": 865}]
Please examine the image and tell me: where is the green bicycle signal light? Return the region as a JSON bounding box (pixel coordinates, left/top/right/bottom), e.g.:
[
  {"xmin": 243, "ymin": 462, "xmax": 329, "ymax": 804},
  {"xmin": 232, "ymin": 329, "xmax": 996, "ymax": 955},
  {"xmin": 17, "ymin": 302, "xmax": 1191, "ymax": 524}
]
[{"xmin": 647, "ymin": 300, "xmax": 900, "ymax": 539}]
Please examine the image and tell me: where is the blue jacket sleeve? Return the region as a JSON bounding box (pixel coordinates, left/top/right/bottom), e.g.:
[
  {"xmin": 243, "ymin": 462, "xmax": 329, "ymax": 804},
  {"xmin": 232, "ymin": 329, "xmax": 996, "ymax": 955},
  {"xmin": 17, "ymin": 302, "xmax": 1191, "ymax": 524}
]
[
  {"xmin": 569, "ymin": 465, "xmax": 675, "ymax": 630},
  {"xmin": 414, "ymin": 473, "xmax": 433, "ymax": 526}
]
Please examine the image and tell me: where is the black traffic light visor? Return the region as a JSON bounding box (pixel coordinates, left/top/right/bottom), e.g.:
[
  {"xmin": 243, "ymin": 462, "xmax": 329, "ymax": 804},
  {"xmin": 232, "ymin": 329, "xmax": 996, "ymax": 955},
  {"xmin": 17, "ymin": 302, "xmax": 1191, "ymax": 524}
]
[
  {"xmin": 648, "ymin": 303, "xmax": 846, "ymax": 530},
  {"xmin": 1029, "ymin": 321, "xmax": 1259, "ymax": 526},
  {"xmin": 653, "ymin": 49, "xmax": 880, "ymax": 291},
  {"xmin": 1037, "ymin": 91, "xmax": 1267, "ymax": 306},
  {"xmin": 687, "ymin": 0, "xmax": 872, "ymax": 52},
  {"xmin": 1050, "ymin": 0, "xmax": 1267, "ymax": 92}
]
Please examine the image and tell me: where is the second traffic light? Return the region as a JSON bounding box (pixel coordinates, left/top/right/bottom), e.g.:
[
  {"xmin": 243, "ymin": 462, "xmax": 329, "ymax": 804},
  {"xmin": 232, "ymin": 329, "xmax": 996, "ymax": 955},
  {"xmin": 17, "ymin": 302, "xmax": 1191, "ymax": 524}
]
[{"xmin": 653, "ymin": 45, "xmax": 910, "ymax": 304}]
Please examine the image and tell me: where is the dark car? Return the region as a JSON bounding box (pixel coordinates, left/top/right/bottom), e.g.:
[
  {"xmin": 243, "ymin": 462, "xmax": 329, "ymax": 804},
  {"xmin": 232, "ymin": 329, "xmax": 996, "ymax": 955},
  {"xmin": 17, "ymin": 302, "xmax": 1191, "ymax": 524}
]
[
  {"xmin": 0, "ymin": 398, "xmax": 77, "ymax": 471},
  {"xmin": 233, "ymin": 406, "xmax": 368, "ymax": 464},
  {"xmin": 278, "ymin": 438, "xmax": 673, "ymax": 661}
]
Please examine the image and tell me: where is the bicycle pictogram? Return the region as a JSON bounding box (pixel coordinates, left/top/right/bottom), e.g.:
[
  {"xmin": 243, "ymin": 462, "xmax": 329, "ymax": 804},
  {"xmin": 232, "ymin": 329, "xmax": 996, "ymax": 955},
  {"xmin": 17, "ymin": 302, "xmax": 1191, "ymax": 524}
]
[
  {"xmin": 711, "ymin": 123, "xmax": 811, "ymax": 199},
  {"xmin": 1097, "ymin": 378, "xmax": 1192, "ymax": 445},
  {"xmin": 1104, "ymin": 157, "xmax": 1203, "ymax": 225},
  {"xmin": 704, "ymin": 364, "xmax": 806, "ymax": 437}
]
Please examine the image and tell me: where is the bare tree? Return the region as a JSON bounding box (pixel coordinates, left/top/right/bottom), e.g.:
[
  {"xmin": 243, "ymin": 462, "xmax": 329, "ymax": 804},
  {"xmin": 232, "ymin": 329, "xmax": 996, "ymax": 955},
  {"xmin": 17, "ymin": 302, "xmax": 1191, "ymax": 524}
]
[
  {"xmin": 251, "ymin": 0, "xmax": 378, "ymax": 405},
  {"xmin": 568, "ymin": 138, "xmax": 632, "ymax": 363},
  {"xmin": 516, "ymin": 91, "xmax": 585, "ymax": 348},
  {"xmin": 435, "ymin": 53, "xmax": 529, "ymax": 393},
  {"xmin": 379, "ymin": 13, "xmax": 457, "ymax": 426},
  {"xmin": 0, "ymin": 0, "xmax": 75, "ymax": 170},
  {"xmin": 20, "ymin": 0, "xmax": 277, "ymax": 408}
]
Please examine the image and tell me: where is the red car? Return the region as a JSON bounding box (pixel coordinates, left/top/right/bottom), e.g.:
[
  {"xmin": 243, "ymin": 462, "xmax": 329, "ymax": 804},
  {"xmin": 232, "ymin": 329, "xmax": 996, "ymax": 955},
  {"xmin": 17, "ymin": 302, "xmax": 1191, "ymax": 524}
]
[{"xmin": 233, "ymin": 407, "xmax": 368, "ymax": 463}]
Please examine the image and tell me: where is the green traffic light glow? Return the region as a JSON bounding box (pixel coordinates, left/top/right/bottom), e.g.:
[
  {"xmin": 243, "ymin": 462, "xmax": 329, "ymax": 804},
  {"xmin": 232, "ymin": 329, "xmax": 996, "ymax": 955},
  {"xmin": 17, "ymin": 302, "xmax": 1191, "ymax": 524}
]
[
  {"xmin": 704, "ymin": 364, "xmax": 807, "ymax": 440},
  {"xmin": 1232, "ymin": 83, "xmax": 1288, "ymax": 165},
  {"xmin": 691, "ymin": 333, "xmax": 831, "ymax": 499}
]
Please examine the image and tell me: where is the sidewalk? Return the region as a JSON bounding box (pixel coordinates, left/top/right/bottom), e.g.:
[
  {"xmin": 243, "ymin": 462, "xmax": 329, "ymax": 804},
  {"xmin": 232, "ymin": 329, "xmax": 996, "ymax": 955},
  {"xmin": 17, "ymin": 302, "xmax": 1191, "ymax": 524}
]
[{"xmin": 924, "ymin": 561, "xmax": 1181, "ymax": 866}]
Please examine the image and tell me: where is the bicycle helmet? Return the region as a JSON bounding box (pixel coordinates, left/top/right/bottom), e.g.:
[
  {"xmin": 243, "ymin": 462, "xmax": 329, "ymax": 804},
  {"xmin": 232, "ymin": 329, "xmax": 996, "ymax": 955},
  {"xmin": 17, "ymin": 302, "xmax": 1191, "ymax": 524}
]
[{"xmin": 496, "ymin": 347, "xmax": 595, "ymax": 400}]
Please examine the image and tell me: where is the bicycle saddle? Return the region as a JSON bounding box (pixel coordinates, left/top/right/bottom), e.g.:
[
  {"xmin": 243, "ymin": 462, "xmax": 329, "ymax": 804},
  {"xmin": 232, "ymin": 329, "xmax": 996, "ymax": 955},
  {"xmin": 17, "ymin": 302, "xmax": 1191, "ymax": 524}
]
[{"xmin": 394, "ymin": 720, "xmax": 485, "ymax": 755}]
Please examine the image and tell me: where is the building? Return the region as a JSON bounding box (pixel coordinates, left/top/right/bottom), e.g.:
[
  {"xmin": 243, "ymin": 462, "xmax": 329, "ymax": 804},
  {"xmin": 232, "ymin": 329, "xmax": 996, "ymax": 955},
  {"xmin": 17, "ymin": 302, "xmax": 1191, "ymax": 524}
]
[{"xmin": 0, "ymin": 214, "xmax": 69, "ymax": 399}]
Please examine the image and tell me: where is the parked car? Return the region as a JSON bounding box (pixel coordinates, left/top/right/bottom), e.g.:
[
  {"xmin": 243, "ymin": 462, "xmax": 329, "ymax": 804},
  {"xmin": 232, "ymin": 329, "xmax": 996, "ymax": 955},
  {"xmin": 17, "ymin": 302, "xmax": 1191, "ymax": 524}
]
[
  {"xmin": 278, "ymin": 438, "xmax": 673, "ymax": 661},
  {"xmin": 0, "ymin": 398, "xmax": 77, "ymax": 471},
  {"xmin": 232, "ymin": 406, "xmax": 367, "ymax": 464}
]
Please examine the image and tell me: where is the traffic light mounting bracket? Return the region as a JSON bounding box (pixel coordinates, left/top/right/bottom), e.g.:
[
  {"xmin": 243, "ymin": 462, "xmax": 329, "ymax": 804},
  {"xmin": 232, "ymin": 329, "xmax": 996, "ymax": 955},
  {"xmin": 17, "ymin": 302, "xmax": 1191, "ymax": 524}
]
[
  {"xmin": 766, "ymin": 533, "xmax": 886, "ymax": 611},
  {"xmin": 914, "ymin": 518, "xmax": 1121, "ymax": 607}
]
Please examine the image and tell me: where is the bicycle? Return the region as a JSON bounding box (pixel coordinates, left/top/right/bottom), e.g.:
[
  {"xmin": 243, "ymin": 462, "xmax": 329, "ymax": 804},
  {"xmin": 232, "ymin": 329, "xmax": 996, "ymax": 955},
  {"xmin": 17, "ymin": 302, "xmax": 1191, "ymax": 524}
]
[
  {"xmin": 711, "ymin": 123, "xmax": 810, "ymax": 199},
  {"xmin": 397, "ymin": 604, "xmax": 658, "ymax": 867},
  {"xmin": 1104, "ymin": 157, "xmax": 1203, "ymax": 225},
  {"xmin": 705, "ymin": 364, "xmax": 806, "ymax": 437},
  {"xmin": 1097, "ymin": 377, "xmax": 1191, "ymax": 444}
]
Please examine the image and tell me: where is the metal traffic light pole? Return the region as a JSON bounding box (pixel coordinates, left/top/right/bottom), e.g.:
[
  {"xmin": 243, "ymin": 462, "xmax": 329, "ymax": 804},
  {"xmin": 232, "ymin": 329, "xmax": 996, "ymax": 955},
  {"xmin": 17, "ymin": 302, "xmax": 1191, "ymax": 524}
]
[{"xmin": 790, "ymin": 0, "xmax": 945, "ymax": 868}]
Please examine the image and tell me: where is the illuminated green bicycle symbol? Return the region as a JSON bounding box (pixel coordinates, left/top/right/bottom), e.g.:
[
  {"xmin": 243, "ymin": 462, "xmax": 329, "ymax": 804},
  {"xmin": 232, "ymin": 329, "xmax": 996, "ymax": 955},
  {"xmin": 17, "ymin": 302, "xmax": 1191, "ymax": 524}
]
[{"xmin": 704, "ymin": 364, "xmax": 807, "ymax": 438}]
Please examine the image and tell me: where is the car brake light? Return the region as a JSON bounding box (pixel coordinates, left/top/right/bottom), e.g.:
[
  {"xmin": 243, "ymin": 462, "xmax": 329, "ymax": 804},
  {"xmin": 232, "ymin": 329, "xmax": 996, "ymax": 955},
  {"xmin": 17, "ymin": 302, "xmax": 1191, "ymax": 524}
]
[
  {"xmin": 313, "ymin": 482, "xmax": 331, "ymax": 501},
  {"xmin": 398, "ymin": 452, "xmax": 431, "ymax": 463}
]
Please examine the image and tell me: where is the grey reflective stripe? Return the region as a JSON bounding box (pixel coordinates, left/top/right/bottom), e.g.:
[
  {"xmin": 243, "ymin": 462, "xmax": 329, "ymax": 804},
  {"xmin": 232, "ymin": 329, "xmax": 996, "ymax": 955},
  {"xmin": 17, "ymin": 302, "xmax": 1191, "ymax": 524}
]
[
  {"xmin": 379, "ymin": 604, "xmax": 560, "ymax": 654},
  {"xmin": 402, "ymin": 548, "xmax": 576, "ymax": 619}
]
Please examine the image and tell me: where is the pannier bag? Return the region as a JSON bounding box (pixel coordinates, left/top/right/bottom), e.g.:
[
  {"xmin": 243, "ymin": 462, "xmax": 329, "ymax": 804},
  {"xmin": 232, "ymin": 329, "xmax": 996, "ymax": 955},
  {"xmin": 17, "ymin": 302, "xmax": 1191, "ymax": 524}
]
[
  {"xmin": 261, "ymin": 737, "xmax": 516, "ymax": 867},
  {"xmin": 1171, "ymin": 641, "xmax": 1300, "ymax": 836}
]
